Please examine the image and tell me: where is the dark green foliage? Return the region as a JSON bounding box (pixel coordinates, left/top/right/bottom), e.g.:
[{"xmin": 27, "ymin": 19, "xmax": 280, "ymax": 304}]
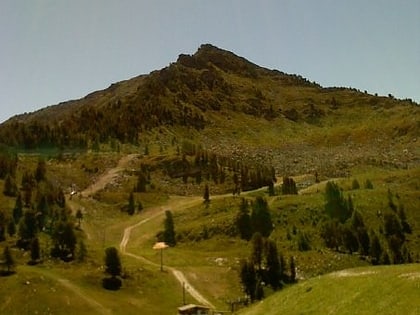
[
  {"xmin": 281, "ymin": 176, "xmax": 297, "ymax": 195},
  {"xmin": 7, "ymin": 220, "xmax": 16, "ymax": 237},
  {"xmin": 2, "ymin": 246, "xmax": 15, "ymax": 273},
  {"xmin": 18, "ymin": 210, "xmax": 38, "ymax": 244},
  {"xmin": 102, "ymin": 277, "xmax": 122, "ymax": 291},
  {"xmin": 30, "ymin": 237, "xmax": 41, "ymax": 263},
  {"xmin": 51, "ymin": 221, "xmax": 77, "ymax": 260},
  {"xmin": 0, "ymin": 211, "xmax": 5, "ymax": 241},
  {"xmin": 320, "ymin": 219, "xmax": 342, "ymax": 251},
  {"xmin": 35, "ymin": 158, "xmax": 47, "ymax": 182},
  {"xmin": 289, "ymin": 256, "xmax": 296, "ymax": 283},
  {"xmin": 236, "ymin": 198, "xmax": 253, "ymax": 241},
  {"xmin": 351, "ymin": 179, "xmax": 360, "ymax": 190},
  {"xmin": 397, "ymin": 204, "xmax": 411, "ymax": 234},
  {"xmin": 264, "ymin": 240, "xmax": 282, "ymax": 290},
  {"xmin": 104, "ymin": 247, "xmax": 122, "ymax": 278},
  {"xmin": 369, "ymin": 231, "xmax": 382, "ymax": 265},
  {"xmin": 324, "ymin": 182, "xmax": 352, "ymax": 223},
  {"xmin": 163, "ymin": 210, "xmax": 176, "ymax": 247},
  {"xmin": 250, "ymin": 232, "xmax": 264, "ymax": 271},
  {"xmin": 365, "ymin": 179, "xmax": 374, "ymax": 189},
  {"xmin": 135, "ymin": 172, "xmax": 148, "ymax": 192},
  {"xmin": 127, "ymin": 192, "xmax": 135, "ymax": 216},
  {"xmin": 296, "ymin": 231, "xmax": 311, "ymax": 251},
  {"xmin": 341, "ymin": 225, "xmax": 359, "ymax": 254},
  {"xmin": 268, "ymin": 180, "xmax": 275, "ymax": 196},
  {"xmin": 203, "ymin": 184, "xmax": 210, "ymax": 203},
  {"xmin": 3, "ymin": 173, "xmax": 17, "ymax": 197},
  {"xmin": 240, "ymin": 259, "xmax": 257, "ymax": 302},
  {"xmin": 13, "ymin": 194, "xmax": 23, "ymax": 223},
  {"xmin": 250, "ymin": 197, "xmax": 273, "ymax": 237}
]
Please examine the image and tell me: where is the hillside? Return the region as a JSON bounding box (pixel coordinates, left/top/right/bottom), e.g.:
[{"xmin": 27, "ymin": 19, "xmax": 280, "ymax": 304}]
[
  {"xmin": 237, "ymin": 264, "xmax": 420, "ymax": 315},
  {"xmin": 0, "ymin": 44, "xmax": 419, "ymax": 315},
  {"xmin": 0, "ymin": 44, "xmax": 418, "ymax": 178}
]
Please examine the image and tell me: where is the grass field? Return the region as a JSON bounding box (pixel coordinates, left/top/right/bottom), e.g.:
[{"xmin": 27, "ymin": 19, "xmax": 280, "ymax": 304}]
[{"xmin": 237, "ymin": 264, "xmax": 420, "ymax": 315}]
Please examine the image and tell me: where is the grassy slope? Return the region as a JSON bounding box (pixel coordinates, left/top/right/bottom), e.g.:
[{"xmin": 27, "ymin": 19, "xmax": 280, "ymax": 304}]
[{"xmin": 238, "ymin": 264, "xmax": 420, "ymax": 315}]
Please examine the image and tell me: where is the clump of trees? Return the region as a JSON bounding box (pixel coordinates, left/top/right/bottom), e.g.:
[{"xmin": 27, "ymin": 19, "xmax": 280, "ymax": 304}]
[
  {"xmin": 236, "ymin": 197, "xmax": 273, "ymax": 240},
  {"xmin": 239, "ymin": 232, "xmax": 296, "ymax": 303},
  {"xmin": 320, "ymin": 182, "xmax": 413, "ymax": 265}
]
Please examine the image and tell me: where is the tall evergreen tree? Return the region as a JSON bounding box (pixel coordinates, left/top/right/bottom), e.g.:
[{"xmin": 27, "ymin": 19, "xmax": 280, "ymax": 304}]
[
  {"xmin": 127, "ymin": 192, "xmax": 135, "ymax": 216},
  {"xmin": 3, "ymin": 246, "xmax": 15, "ymax": 273},
  {"xmin": 30, "ymin": 237, "xmax": 41, "ymax": 263},
  {"xmin": 265, "ymin": 240, "xmax": 282, "ymax": 290},
  {"xmin": 324, "ymin": 182, "xmax": 352, "ymax": 223},
  {"xmin": 239, "ymin": 259, "xmax": 257, "ymax": 302},
  {"xmin": 203, "ymin": 184, "xmax": 210, "ymax": 203},
  {"xmin": 236, "ymin": 198, "xmax": 252, "ymax": 241},
  {"xmin": 3, "ymin": 173, "xmax": 17, "ymax": 197},
  {"xmin": 104, "ymin": 247, "xmax": 122, "ymax": 277},
  {"xmin": 13, "ymin": 194, "xmax": 23, "ymax": 223},
  {"xmin": 250, "ymin": 197, "xmax": 273, "ymax": 237},
  {"xmin": 163, "ymin": 210, "xmax": 176, "ymax": 247},
  {"xmin": 250, "ymin": 232, "xmax": 264, "ymax": 271},
  {"xmin": 369, "ymin": 231, "xmax": 382, "ymax": 265}
]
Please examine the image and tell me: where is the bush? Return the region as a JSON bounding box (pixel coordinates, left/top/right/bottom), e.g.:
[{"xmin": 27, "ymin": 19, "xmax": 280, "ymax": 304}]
[
  {"xmin": 102, "ymin": 277, "xmax": 122, "ymax": 290},
  {"xmin": 351, "ymin": 179, "xmax": 360, "ymax": 190}
]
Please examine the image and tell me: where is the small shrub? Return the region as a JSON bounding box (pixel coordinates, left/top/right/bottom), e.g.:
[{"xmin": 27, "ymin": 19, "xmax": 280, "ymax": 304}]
[
  {"xmin": 351, "ymin": 179, "xmax": 360, "ymax": 190},
  {"xmin": 365, "ymin": 179, "xmax": 374, "ymax": 189}
]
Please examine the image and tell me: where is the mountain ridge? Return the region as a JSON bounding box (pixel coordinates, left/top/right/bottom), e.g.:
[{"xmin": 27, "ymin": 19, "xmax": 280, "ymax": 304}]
[{"xmin": 0, "ymin": 44, "xmax": 418, "ymax": 153}]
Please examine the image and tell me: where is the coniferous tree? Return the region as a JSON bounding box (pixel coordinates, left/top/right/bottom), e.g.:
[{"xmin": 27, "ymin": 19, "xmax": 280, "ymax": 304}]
[
  {"xmin": 13, "ymin": 194, "xmax": 23, "ymax": 223},
  {"xmin": 7, "ymin": 220, "xmax": 16, "ymax": 237},
  {"xmin": 104, "ymin": 247, "xmax": 122, "ymax": 277},
  {"xmin": 250, "ymin": 232, "xmax": 264, "ymax": 271},
  {"xmin": 239, "ymin": 259, "xmax": 257, "ymax": 302},
  {"xmin": 265, "ymin": 240, "xmax": 282, "ymax": 290},
  {"xmin": 3, "ymin": 246, "xmax": 15, "ymax": 274},
  {"xmin": 282, "ymin": 176, "xmax": 297, "ymax": 195},
  {"xmin": 369, "ymin": 231, "xmax": 382, "ymax": 265},
  {"xmin": 77, "ymin": 240, "xmax": 87, "ymax": 262},
  {"xmin": 127, "ymin": 192, "xmax": 135, "ymax": 216},
  {"xmin": 163, "ymin": 210, "xmax": 176, "ymax": 247},
  {"xmin": 203, "ymin": 184, "xmax": 210, "ymax": 204},
  {"xmin": 35, "ymin": 158, "xmax": 47, "ymax": 182},
  {"xmin": 250, "ymin": 197, "xmax": 273, "ymax": 237},
  {"xmin": 236, "ymin": 198, "xmax": 252, "ymax": 241},
  {"xmin": 351, "ymin": 179, "xmax": 360, "ymax": 190},
  {"xmin": 3, "ymin": 173, "xmax": 17, "ymax": 197},
  {"xmin": 324, "ymin": 182, "xmax": 352, "ymax": 223},
  {"xmin": 30, "ymin": 237, "xmax": 41, "ymax": 263}
]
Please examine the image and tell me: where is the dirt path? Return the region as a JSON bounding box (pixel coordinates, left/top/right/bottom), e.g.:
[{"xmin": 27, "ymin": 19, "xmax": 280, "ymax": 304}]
[
  {"xmin": 82, "ymin": 154, "xmax": 139, "ymax": 197},
  {"xmin": 119, "ymin": 204, "xmax": 216, "ymax": 309}
]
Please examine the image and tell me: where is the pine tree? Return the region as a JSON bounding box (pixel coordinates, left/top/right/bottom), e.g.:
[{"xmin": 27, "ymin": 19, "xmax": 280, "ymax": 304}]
[
  {"xmin": 77, "ymin": 240, "xmax": 87, "ymax": 262},
  {"xmin": 3, "ymin": 246, "xmax": 15, "ymax": 273},
  {"xmin": 7, "ymin": 220, "xmax": 16, "ymax": 237},
  {"xmin": 127, "ymin": 192, "xmax": 135, "ymax": 216},
  {"xmin": 30, "ymin": 237, "xmax": 41, "ymax": 263},
  {"xmin": 35, "ymin": 158, "xmax": 47, "ymax": 182},
  {"xmin": 104, "ymin": 247, "xmax": 122, "ymax": 277},
  {"xmin": 3, "ymin": 173, "xmax": 17, "ymax": 197},
  {"xmin": 250, "ymin": 232, "xmax": 264, "ymax": 271},
  {"xmin": 250, "ymin": 197, "xmax": 273, "ymax": 237},
  {"xmin": 369, "ymin": 231, "xmax": 382, "ymax": 265},
  {"xmin": 236, "ymin": 198, "xmax": 252, "ymax": 241},
  {"xmin": 163, "ymin": 210, "xmax": 176, "ymax": 247},
  {"xmin": 13, "ymin": 194, "xmax": 23, "ymax": 223},
  {"xmin": 203, "ymin": 184, "xmax": 210, "ymax": 204},
  {"xmin": 265, "ymin": 240, "xmax": 282, "ymax": 290},
  {"xmin": 324, "ymin": 182, "xmax": 352, "ymax": 223},
  {"xmin": 239, "ymin": 259, "xmax": 257, "ymax": 302}
]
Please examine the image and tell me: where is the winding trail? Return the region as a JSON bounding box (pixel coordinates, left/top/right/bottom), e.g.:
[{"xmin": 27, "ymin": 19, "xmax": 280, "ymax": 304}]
[{"xmin": 119, "ymin": 204, "xmax": 216, "ymax": 309}]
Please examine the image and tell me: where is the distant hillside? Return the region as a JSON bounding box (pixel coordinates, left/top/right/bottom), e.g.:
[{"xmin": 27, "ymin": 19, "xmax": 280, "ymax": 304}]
[
  {"xmin": 238, "ymin": 264, "xmax": 420, "ymax": 315},
  {"xmin": 1, "ymin": 44, "xmax": 418, "ymax": 178}
]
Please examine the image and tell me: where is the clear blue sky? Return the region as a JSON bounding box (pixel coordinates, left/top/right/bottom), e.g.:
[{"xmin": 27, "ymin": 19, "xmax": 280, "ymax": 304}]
[{"xmin": 1, "ymin": 0, "xmax": 419, "ymax": 123}]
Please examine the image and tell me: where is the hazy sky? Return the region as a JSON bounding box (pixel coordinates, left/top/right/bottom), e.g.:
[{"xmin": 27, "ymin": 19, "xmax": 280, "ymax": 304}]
[{"xmin": 1, "ymin": 0, "xmax": 419, "ymax": 123}]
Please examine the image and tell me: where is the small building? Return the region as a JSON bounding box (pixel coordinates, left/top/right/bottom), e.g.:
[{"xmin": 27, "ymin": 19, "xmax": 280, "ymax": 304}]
[{"xmin": 177, "ymin": 304, "xmax": 211, "ymax": 315}]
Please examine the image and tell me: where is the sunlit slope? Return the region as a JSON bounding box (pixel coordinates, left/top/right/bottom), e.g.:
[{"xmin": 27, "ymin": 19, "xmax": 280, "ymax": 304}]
[{"xmin": 238, "ymin": 264, "xmax": 420, "ymax": 315}]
